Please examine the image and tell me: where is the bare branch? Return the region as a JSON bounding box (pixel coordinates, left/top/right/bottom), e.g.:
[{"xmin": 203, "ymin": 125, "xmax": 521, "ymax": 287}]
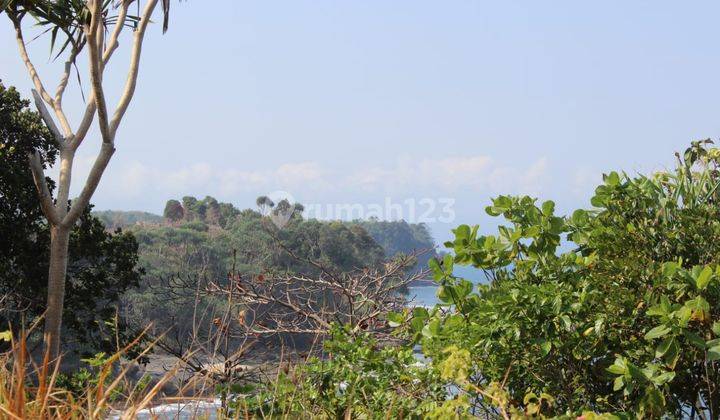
[
  {"xmin": 73, "ymin": 0, "xmax": 131, "ymax": 149},
  {"xmin": 110, "ymin": 0, "xmax": 159, "ymax": 139},
  {"xmin": 31, "ymin": 89, "xmax": 64, "ymax": 147},
  {"xmin": 63, "ymin": 142, "xmax": 115, "ymax": 225},
  {"xmin": 54, "ymin": 39, "xmax": 84, "ymax": 109},
  {"xmin": 28, "ymin": 152, "xmax": 60, "ymax": 226},
  {"xmin": 10, "ymin": 13, "xmax": 54, "ymax": 109},
  {"xmin": 102, "ymin": 0, "xmax": 132, "ymax": 65},
  {"xmin": 85, "ymin": 0, "xmax": 111, "ymax": 144},
  {"xmin": 207, "ymin": 250, "xmax": 429, "ymax": 338},
  {"xmin": 11, "ymin": 12, "xmax": 73, "ymax": 137},
  {"xmin": 73, "ymin": 99, "xmax": 96, "ymax": 149}
]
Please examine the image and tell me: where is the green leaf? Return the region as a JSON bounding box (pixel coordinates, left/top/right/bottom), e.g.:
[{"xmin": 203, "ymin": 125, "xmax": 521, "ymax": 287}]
[
  {"xmin": 412, "ymin": 307, "xmax": 429, "ymax": 320},
  {"xmin": 613, "ymin": 376, "xmax": 624, "ymax": 391},
  {"xmin": 539, "ymin": 340, "xmax": 552, "ymax": 357},
  {"xmin": 683, "ymin": 331, "xmax": 706, "ymax": 350},
  {"xmin": 651, "ymin": 371, "xmax": 675, "ymax": 386},
  {"xmin": 685, "ymin": 296, "xmax": 711, "ymax": 322},
  {"xmin": 627, "ymin": 362, "xmax": 646, "ymax": 381},
  {"xmin": 607, "ymin": 359, "xmax": 626, "ymax": 375},
  {"xmin": 410, "ymin": 316, "xmax": 425, "ymax": 332},
  {"xmin": 644, "ymin": 325, "xmax": 671, "ymax": 340},
  {"xmin": 541, "ymin": 200, "xmax": 555, "ymax": 216},
  {"xmin": 442, "ymin": 254, "xmax": 454, "ymax": 274},
  {"xmin": 386, "ymin": 312, "xmax": 404, "ymax": 328},
  {"xmin": 695, "ymin": 265, "xmax": 713, "ymax": 290},
  {"xmin": 571, "ymin": 209, "xmax": 589, "ymax": 225},
  {"xmin": 664, "ymin": 340, "xmax": 680, "ymax": 369},
  {"xmin": 655, "ymin": 337, "xmax": 674, "ymax": 358},
  {"xmin": 606, "ymin": 171, "xmax": 621, "ymax": 186},
  {"xmin": 661, "ymin": 262, "xmax": 679, "ymax": 278},
  {"xmin": 455, "ymin": 279, "xmax": 473, "ymax": 299},
  {"xmin": 560, "ymin": 314, "xmax": 572, "ymax": 331},
  {"xmin": 708, "ymin": 345, "xmax": 720, "ymax": 361},
  {"xmin": 0, "ymin": 330, "xmax": 11, "ymax": 342},
  {"xmin": 436, "ymin": 286, "xmax": 452, "ymax": 304},
  {"xmin": 454, "ymin": 224, "xmax": 471, "ymax": 240},
  {"xmin": 422, "ymin": 319, "xmax": 441, "ymax": 338}
]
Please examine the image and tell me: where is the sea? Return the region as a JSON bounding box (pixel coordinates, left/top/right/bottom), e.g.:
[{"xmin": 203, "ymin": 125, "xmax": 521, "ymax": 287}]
[{"xmin": 407, "ymin": 265, "xmax": 486, "ymax": 307}]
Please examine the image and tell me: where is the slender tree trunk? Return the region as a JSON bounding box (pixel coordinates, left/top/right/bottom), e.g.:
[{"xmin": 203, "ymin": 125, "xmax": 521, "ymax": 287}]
[{"xmin": 44, "ymin": 225, "xmax": 70, "ymax": 360}]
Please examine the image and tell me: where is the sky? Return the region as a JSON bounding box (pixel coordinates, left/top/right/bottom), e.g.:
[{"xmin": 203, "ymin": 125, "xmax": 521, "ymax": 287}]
[{"xmin": 2, "ymin": 0, "xmax": 720, "ymax": 244}]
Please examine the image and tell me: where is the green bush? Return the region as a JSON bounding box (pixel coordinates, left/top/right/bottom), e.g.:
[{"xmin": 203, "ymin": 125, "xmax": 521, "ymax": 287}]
[
  {"xmin": 406, "ymin": 141, "xmax": 720, "ymax": 418},
  {"xmin": 235, "ymin": 325, "xmax": 447, "ymax": 419}
]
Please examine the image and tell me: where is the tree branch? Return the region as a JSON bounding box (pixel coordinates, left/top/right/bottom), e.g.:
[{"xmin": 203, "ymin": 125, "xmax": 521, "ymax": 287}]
[
  {"xmin": 31, "ymin": 89, "xmax": 64, "ymax": 147},
  {"xmin": 28, "ymin": 152, "xmax": 60, "ymax": 226},
  {"xmin": 11, "ymin": 12, "xmax": 73, "ymax": 138},
  {"xmin": 72, "ymin": 0, "xmax": 131, "ymax": 149},
  {"xmin": 54, "ymin": 39, "xmax": 84, "ymax": 109},
  {"xmin": 63, "ymin": 142, "xmax": 115, "ymax": 225},
  {"xmin": 102, "ymin": 0, "xmax": 132, "ymax": 65},
  {"xmin": 85, "ymin": 0, "xmax": 111, "ymax": 144},
  {"xmin": 110, "ymin": 0, "xmax": 159, "ymax": 138}
]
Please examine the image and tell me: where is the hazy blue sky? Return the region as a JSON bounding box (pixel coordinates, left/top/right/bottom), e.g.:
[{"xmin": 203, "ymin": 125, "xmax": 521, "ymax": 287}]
[{"xmin": 2, "ymin": 1, "xmax": 719, "ymax": 243}]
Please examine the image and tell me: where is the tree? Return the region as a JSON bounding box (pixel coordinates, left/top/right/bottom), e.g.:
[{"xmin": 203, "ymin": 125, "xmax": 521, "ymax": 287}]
[
  {"xmin": 0, "ymin": 81, "xmax": 142, "ymax": 354},
  {"xmin": 2, "ymin": 0, "xmax": 176, "ymax": 358},
  {"xmin": 204, "ymin": 196, "xmax": 222, "ymax": 226},
  {"xmin": 181, "ymin": 196, "xmax": 199, "ymax": 220},
  {"xmin": 410, "ymin": 141, "xmax": 720, "ymax": 417},
  {"xmin": 256, "ymin": 195, "xmax": 274, "ymax": 215},
  {"xmin": 163, "ymin": 199, "xmax": 184, "ymax": 223}
]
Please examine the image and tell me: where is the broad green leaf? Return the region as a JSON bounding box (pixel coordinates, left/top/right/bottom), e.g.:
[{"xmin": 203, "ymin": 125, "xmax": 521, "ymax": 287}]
[
  {"xmin": 661, "ymin": 262, "xmax": 678, "ymax": 278},
  {"xmin": 627, "ymin": 363, "xmax": 646, "ymax": 381},
  {"xmin": 541, "ymin": 200, "xmax": 555, "ymax": 216},
  {"xmin": 606, "ymin": 171, "xmax": 620, "ymax": 186},
  {"xmin": 695, "ymin": 265, "xmax": 713, "ymax": 290},
  {"xmin": 613, "ymin": 376, "xmax": 624, "ymax": 391},
  {"xmin": 685, "ymin": 296, "xmax": 711, "ymax": 322},
  {"xmin": 607, "ymin": 364, "xmax": 625, "ymax": 375},
  {"xmin": 651, "ymin": 371, "xmax": 675, "ymax": 386},
  {"xmin": 560, "ymin": 314, "xmax": 572, "ymax": 331},
  {"xmin": 644, "ymin": 325, "xmax": 671, "ymax": 340},
  {"xmin": 712, "ymin": 321, "xmax": 720, "ymax": 337},
  {"xmin": 708, "ymin": 345, "xmax": 720, "ymax": 361},
  {"xmin": 442, "ymin": 254, "xmax": 454, "ymax": 274},
  {"xmin": 539, "ymin": 340, "xmax": 551, "ymax": 357},
  {"xmin": 607, "ymin": 358, "xmax": 626, "ymax": 375},
  {"xmin": 664, "ymin": 340, "xmax": 680, "ymax": 369},
  {"xmin": 683, "ymin": 331, "xmax": 706, "ymax": 350},
  {"xmin": 655, "ymin": 337, "xmax": 674, "ymax": 358},
  {"xmin": 412, "ymin": 307, "xmax": 429, "ymax": 320},
  {"xmin": 387, "ymin": 312, "xmax": 404, "ymax": 328},
  {"xmin": 571, "ymin": 209, "xmax": 589, "ymax": 225},
  {"xmin": 454, "ymin": 224, "xmax": 471, "ymax": 240}
]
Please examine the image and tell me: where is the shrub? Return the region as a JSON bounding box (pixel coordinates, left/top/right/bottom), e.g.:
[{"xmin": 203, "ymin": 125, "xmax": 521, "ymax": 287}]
[{"xmin": 409, "ymin": 141, "xmax": 720, "ymax": 417}]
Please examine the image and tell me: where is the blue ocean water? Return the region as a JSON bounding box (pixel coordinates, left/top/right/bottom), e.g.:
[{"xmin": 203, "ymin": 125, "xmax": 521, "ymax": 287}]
[{"xmin": 407, "ymin": 265, "xmax": 487, "ymax": 307}]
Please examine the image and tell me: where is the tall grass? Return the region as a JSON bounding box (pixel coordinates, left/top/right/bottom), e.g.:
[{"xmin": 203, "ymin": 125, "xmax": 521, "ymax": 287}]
[{"xmin": 0, "ymin": 327, "xmax": 178, "ymax": 419}]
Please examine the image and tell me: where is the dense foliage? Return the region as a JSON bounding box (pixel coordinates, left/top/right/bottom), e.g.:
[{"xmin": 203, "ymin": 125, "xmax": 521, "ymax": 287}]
[
  {"xmin": 236, "ymin": 326, "xmax": 448, "ymax": 419},
  {"xmin": 120, "ymin": 200, "xmax": 389, "ymax": 346},
  {"xmin": 349, "ymin": 219, "xmax": 436, "ymax": 269},
  {"xmin": 401, "ymin": 141, "xmax": 720, "ymax": 418},
  {"xmin": 0, "ymin": 82, "xmax": 142, "ymax": 355}
]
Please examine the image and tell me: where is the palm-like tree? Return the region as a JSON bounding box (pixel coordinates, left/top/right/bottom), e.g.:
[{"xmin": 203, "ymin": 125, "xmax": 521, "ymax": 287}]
[{"xmin": 1, "ymin": 0, "xmax": 177, "ymax": 360}]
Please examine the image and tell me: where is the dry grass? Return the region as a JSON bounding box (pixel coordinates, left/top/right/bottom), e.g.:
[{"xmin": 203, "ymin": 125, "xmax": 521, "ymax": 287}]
[{"xmin": 0, "ymin": 327, "xmax": 182, "ymax": 420}]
